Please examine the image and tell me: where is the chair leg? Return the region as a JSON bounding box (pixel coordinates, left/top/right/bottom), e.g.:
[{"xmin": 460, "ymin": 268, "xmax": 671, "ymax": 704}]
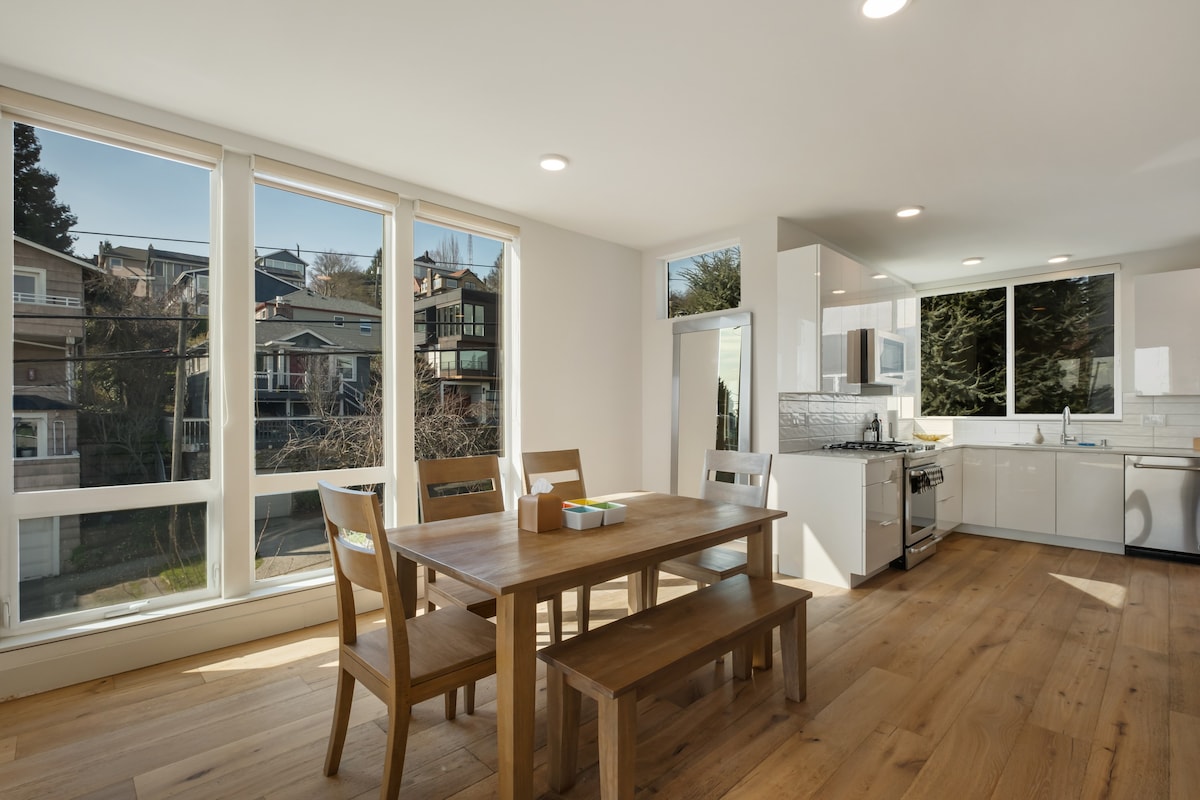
[
  {"xmin": 465, "ymin": 681, "xmax": 476, "ymax": 715},
  {"xmin": 444, "ymin": 687, "xmax": 457, "ymax": 720},
  {"xmin": 548, "ymin": 595, "xmax": 564, "ymax": 644},
  {"xmin": 325, "ymin": 667, "xmax": 355, "ymax": 776},
  {"xmin": 380, "ymin": 702, "xmax": 411, "ymax": 800},
  {"xmin": 577, "ymin": 584, "xmax": 591, "ymax": 634},
  {"xmin": 546, "ymin": 668, "xmax": 582, "ymax": 793},
  {"xmin": 597, "ymin": 693, "xmax": 637, "ymax": 800}
]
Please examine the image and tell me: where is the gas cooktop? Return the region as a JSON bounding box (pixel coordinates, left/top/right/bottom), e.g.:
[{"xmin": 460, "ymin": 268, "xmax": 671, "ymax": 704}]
[{"xmin": 823, "ymin": 440, "xmax": 934, "ymax": 453}]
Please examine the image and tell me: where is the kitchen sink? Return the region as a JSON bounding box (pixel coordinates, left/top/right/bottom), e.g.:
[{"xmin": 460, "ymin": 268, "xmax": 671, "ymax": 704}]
[{"xmin": 1010, "ymin": 442, "xmax": 1110, "ymax": 449}]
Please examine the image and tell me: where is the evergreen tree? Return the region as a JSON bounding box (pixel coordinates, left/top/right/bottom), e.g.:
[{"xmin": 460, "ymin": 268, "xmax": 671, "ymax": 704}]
[
  {"xmin": 921, "ymin": 288, "xmax": 1007, "ymax": 416},
  {"xmin": 14, "ymin": 123, "xmax": 77, "ymax": 254},
  {"xmin": 670, "ymin": 247, "xmax": 740, "ymax": 317}
]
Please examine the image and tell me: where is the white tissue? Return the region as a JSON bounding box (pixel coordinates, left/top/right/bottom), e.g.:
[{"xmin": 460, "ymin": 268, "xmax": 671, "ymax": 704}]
[{"xmin": 530, "ymin": 478, "xmax": 555, "ymax": 495}]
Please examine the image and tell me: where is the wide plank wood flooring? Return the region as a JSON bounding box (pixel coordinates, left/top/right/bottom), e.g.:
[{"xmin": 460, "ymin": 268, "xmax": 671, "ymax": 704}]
[{"xmin": 2, "ymin": 532, "xmax": 1198, "ymax": 799}]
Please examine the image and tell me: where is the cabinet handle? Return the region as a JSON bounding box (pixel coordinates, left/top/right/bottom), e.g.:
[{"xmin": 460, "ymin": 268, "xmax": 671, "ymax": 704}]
[
  {"xmin": 879, "ymin": 518, "xmax": 900, "ymax": 527},
  {"xmin": 881, "ymin": 479, "xmax": 896, "ymax": 485}
]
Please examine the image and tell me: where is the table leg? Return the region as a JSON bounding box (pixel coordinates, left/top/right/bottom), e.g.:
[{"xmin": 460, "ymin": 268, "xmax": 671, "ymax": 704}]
[
  {"xmin": 496, "ymin": 589, "xmax": 537, "ymax": 800},
  {"xmin": 395, "ymin": 554, "xmax": 417, "ymax": 619},
  {"xmin": 745, "ymin": 523, "xmax": 773, "ymax": 669}
]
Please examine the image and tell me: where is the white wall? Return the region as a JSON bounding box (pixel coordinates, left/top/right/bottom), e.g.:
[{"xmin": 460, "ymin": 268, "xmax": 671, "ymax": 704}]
[{"xmin": 514, "ymin": 220, "xmax": 643, "ymax": 496}]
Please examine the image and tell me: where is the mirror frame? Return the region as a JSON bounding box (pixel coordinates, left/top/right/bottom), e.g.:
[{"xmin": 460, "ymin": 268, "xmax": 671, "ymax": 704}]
[{"xmin": 671, "ymin": 311, "xmax": 752, "ymax": 494}]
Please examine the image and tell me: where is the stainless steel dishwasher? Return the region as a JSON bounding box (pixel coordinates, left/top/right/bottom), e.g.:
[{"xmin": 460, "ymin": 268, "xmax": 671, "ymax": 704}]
[{"xmin": 1125, "ymin": 454, "xmax": 1200, "ymax": 561}]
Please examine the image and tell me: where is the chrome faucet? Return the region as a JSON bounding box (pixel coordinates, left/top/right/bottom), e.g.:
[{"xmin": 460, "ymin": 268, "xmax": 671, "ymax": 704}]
[{"xmin": 1061, "ymin": 405, "xmax": 1075, "ymax": 445}]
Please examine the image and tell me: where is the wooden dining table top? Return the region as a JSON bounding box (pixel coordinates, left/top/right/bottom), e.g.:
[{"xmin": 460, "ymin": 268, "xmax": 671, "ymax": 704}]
[{"xmin": 384, "ymin": 490, "xmax": 786, "ymax": 599}]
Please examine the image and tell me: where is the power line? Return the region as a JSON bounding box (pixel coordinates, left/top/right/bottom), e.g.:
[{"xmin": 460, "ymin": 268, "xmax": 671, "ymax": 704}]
[{"xmin": 71, "ymin": 229, "xmax": 503, "ymax": 268}]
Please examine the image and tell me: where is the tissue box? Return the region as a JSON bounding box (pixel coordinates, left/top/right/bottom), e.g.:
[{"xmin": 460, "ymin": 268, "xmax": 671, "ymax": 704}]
[
  {"xmin": 518, "ymin": 493, "xmax": 562, "ymax": 532},
  {"xmin": 561, "ymin": 503, "xmax": 604, "ymax": 530}
]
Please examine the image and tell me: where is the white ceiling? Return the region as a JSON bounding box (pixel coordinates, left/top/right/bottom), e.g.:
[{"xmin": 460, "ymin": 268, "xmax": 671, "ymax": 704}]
[{"xmin": 3, "ymin": 1, "xmax": 1200, "ymax": 286}]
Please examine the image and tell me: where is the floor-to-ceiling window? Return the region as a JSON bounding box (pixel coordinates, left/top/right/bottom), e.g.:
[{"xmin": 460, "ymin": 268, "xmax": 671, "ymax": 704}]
[{"xmin": 7, "ymin": 115, "xmax": 217, "ymax": 629}]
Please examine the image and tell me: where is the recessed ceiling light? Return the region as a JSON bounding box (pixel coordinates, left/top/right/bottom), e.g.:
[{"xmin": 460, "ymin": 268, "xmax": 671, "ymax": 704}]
[
  {"xmin": 872, "ymin": 273, "xmax": 888, "ymax": 280},
  {"xmin": 1048, "ymin": 254, "xmax": 1071, "ymax": 264},
  {"xmin": 831, "ymin": 288, "xmax": 847, "ymax": 295},
  {"xmin": 862, "ymin": 0, "xmax": 911, "ymax": 20},
  {"xmin": 539, "ymin": 154, "xmax": 568, "ymax": 171},
  {"xmin": 962, "ymin": 257, "xmax": 984, "ymax": 266},
  {"xmin": 896, "ymin": 206, "xmax": 923, "ymax": 218}
]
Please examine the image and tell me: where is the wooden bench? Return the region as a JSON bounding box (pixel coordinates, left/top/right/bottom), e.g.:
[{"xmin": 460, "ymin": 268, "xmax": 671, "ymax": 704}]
[{"xmin": 537, "ymin": 574, "xmax": 813, "ymax": 799}]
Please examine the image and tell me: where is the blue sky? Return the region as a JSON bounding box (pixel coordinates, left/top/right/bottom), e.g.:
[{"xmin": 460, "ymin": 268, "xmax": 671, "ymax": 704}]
[{"xmin": 31, "ymin": 125, "xmax": 502, "ymax": 276}]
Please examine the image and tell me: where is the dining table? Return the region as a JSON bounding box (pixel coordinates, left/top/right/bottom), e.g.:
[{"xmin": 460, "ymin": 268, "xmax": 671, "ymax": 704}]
[{"xmin": 385, "ymin": 490, "xmax": 787, "ymax": 800}]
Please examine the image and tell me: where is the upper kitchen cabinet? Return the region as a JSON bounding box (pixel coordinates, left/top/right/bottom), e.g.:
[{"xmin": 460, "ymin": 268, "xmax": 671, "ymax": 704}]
[
  {"xmin": 777, "ymin": 244, "xmax": 916, "ymax": 394},
  {"xmin": 1134, "ymin": 267, "xmax": 1200, "ymax": 395}
]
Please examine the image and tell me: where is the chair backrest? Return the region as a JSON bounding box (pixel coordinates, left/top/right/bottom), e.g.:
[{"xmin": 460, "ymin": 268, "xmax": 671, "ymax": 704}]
[
  {"xmin": 699, "ymin": 449, "xmax": 772, "ymax": 508},
  {"xmin": 417, "ymin": 455, "xmax": 505, "ymax": 522},
  {"xmin": 522, "ymin": 449, "xmax": 587, "ymax": 501},
  {"xmin": 317, "ymin": 481, "xmax": 410, "ymax": 684}
]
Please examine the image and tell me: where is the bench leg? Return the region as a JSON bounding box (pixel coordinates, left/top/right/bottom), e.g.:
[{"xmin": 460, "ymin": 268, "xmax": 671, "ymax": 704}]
[
  {"xmin": 732, "ymin": 643, "xmax": 752, "ymax": 680},
  {"xmin": 597, "ymin": 694, "xmax": 637, "ymax": 800},
  {"xmin": 546, "ymin": 669, "xmax": 581, "ymax": 792},
  {"xmin": 779, "ymin": 606, "xmax": 807, "ymax": 702}
]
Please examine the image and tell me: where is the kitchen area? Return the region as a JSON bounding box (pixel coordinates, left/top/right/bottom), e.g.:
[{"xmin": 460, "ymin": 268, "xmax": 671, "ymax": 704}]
[{"xmin": 771, "ymin": 243, "xmax": 1200, "ymax": 589}]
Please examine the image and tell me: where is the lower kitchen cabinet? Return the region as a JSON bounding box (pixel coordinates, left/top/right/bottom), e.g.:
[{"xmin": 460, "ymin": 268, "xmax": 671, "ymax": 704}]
[
  {"xmin": 935, "ymin": 448, "xmax": 962, "ymax": 532},
  {"xmin": 962, "ymin": 448, "xmax": 997, "ymax": 527},
  {"xmin": 1056, "ymin": 451, "xmax": 1124, "ymax": 542},
  {"xmin": 775, "ymin": 454, "xmax": 902, "ymax": 588},
  {"xmin": 995, "ymin": 449, "xmax": 1057, "ymax": 534}
]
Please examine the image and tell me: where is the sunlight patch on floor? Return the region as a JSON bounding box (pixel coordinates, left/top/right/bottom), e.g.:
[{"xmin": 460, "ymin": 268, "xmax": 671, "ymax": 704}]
[
  {"xmin": 186, "ymin": 636, "xmax": 338, "ymax": 674},
  {"xmin": 1051, "ymin": 573, "xmax": 1127, "ymax": 608}
]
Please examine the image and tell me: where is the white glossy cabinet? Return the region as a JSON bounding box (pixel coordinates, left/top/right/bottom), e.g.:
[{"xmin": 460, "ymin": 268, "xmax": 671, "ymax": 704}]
[
  {"xmin": 935, "ymin": 448, "xmax": 962, "ymax": 533},
  {"xmin": 1056, "ymin": 452, "xmax": 1124, "ymax": 542},
  {"xmin": 777, "ymin": 244, "xmax": 914, "ymax": 394},
  {"xmin": 775, "ymin": 454, "xmax": 902, "ymax": 588},
  {"xmin": 961, "ymin": 447, "xmax": 997, "ymax": 527},
  {"xmin": 777, "ymin": 245, "xmax": 821, "ymax": 393},
  {"xmin": 995, "ymin": 449, "xmax": 1057, "ymax": 534},
  {"xmin": 1134, "ymin": 268, "xmax": 1200, "ymax": 395},
  {"xmin": 864, "ymin": 458, "xmax": 904, "ymax": 573}
]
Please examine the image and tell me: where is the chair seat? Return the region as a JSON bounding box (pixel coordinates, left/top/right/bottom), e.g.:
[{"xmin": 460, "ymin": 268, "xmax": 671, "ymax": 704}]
[
  {"xmin": 658, "ymin": 545, "xmax": 747, "ymax": 584},
  {"xmin": 350, "ymin": 606, "xmax": 497, "ymax": 692},
  {"xmin": 426, "ymin": 574, "xmax": 498, "ymax": 618}
]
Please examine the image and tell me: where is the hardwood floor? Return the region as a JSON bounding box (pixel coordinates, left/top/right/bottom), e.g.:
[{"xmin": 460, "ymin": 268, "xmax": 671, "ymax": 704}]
[{"xmin": 2, "ymin": 532, "xmax": 1198, "ymax": 799}]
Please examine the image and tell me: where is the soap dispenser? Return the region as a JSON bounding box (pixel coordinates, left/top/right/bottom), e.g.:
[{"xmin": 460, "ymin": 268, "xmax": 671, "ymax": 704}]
[{"xmin": 1033, "ymin": 425, "xmax": 1044, "ymax": 444}]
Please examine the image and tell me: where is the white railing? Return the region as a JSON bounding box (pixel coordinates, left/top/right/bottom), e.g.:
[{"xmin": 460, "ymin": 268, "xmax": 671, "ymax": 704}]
[{"xmin": 13, "ymin": 291, "xmax": 82, "ymax": 307}]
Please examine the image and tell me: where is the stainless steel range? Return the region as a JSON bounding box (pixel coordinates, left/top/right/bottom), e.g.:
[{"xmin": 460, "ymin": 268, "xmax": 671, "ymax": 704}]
[
  {"xmin": 823, "ymin": 440, "xmax": 945, "ymax": 569},
  {"xmin": 898, "ymin": 449, "xmax": 945, "ymax": 569}
]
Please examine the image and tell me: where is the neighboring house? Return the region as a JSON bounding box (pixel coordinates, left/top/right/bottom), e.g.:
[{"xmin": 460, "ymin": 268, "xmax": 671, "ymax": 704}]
[
  {"xmin": 413, "ymin": 256, "xmax": 499, "ymax": 419},
  {"xmin": 254, "ymin": 248, "xmax": 308, "ymax": 288},
  {"xmin": 171, "ymin": 266, "xmax": 300, "ymax": 316},
  {"xmin": 95, "ymin": 245, "xmax": 150, "ymax": 297},
  {"xmin": 12, "ymin": 236, "xmax": 96, "ymax": 579},
  {"xmin": 253, "ymin": 289, "xmax": 383, "ymax": 422}
]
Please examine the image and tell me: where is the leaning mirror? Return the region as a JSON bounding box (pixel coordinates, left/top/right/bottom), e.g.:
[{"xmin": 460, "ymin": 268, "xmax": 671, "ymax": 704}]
[{"xmin": 672, "ymin": 311, "xmax": 752, "ymax": 496}]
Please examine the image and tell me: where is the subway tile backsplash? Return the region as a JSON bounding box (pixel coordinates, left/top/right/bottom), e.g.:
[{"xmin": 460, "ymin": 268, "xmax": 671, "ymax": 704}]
[{"xmin": 778, "ymin": 392, "xmax": 1200, "ymax": 452}]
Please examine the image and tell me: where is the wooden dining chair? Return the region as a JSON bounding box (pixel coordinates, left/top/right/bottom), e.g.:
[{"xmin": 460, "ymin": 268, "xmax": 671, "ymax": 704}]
[
  {"xmin": 416, "ymin": 455, "xmax": 504, "ymax": 713},
  {"xmin": 652, "ymin": 449, "xmax": 773, "ymax": 604},
  {"xmin": 522, "ymin": 449, "xmax": 591, "ymax": 641},
  {"xmin": 317, "ymin": 481, "xmax": 497, "ymax": 800}
]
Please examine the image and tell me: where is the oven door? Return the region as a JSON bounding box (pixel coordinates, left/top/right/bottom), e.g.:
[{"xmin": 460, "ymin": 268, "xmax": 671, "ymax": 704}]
[{"xmin": 905, "ymin": 469, "xmax": 938, "ymax": 546}]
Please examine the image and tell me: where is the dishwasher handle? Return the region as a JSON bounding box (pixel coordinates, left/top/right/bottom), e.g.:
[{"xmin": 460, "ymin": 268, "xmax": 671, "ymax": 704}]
[{"xmin": 1132, "ymin": 462, "xmax": 1200, "ymax": 473}]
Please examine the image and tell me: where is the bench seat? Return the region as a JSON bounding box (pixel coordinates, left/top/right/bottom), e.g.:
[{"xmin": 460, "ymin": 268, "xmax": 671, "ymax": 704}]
[{"xmin": 538, "ymin": 574, "xmax": 812, "ymax": 799}]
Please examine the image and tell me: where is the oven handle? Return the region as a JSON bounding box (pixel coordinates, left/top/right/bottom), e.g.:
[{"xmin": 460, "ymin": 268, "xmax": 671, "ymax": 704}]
[{"xmin": 909, "ymin": 534, "xmax": 943, "ymax": 555}]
